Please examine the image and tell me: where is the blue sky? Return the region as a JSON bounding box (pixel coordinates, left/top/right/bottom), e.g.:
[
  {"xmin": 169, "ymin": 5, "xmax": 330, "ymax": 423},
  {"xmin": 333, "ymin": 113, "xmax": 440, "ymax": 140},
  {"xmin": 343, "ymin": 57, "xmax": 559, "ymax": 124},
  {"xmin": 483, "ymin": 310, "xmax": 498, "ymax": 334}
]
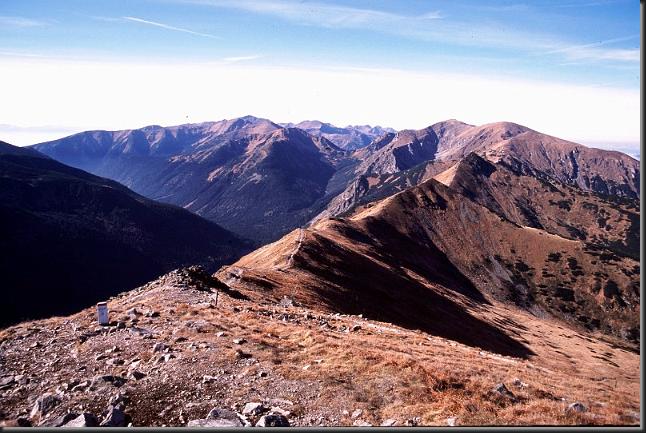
[{"xmin": 0, "ymin": 0, "xmax": 640, "ymax": 156}]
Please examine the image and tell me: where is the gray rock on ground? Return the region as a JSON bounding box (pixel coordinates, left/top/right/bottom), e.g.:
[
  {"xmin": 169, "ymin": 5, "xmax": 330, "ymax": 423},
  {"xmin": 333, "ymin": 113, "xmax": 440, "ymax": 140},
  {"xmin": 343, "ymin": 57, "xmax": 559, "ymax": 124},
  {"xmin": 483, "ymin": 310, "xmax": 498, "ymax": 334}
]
[
  {"xmin": 62, "ymin": 413, "xmax": 99, "ymax": 427},
  {"xmin": 567, "ymin": 402, "xmax": 588, "ymax": 413},
  {"xmin": 128, "ymin": 370, "xmax": 146, "ymax": 380},
  {"xmin": 492, "ymin": 383, "xmax": 518, "ymax": 402},
  {"xmin": 30, "ymin": 393, "xmax": 61, "ymax": 418},
  {"xmin": 39, "ymin": 412, "xmax": 79, "ymax": 427},
  {"xmin": 256, "ymin": 414, "xmax": 290, "ymax": 427},
  {"xmin": 100, "ymin": 405, "xmax": 129, "ymax": 427},
  {"xmin": 352, "ymin": 419, "xmax": 372, "ymax": 427},
  {"xmin": 242, "ymin": 402, "xmax": 266, "ymax": 416},
  {"xmin": 187, "ymin": 408, "xmax": 244, "ymax": 427},
  {"xmin": 0, "ymin": 376, "xmax": 15, "ymax": 389}
]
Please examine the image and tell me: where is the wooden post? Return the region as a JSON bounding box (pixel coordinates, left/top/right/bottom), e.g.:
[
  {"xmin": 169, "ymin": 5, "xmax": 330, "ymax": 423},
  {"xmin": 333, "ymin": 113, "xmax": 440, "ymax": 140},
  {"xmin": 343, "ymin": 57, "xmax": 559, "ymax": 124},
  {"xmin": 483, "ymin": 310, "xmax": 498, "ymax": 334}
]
[{"xmin": 214, "ymin": 291, "xmax": 219, "ymax": 307}]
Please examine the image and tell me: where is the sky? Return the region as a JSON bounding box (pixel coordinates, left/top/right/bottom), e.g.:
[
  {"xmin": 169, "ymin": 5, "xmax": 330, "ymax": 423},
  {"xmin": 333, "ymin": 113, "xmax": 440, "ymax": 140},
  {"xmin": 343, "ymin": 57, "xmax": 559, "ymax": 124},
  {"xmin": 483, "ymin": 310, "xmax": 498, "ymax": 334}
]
[{"xmin": 0, "ymin": 0, "xmax": 640, "ymax": 157}]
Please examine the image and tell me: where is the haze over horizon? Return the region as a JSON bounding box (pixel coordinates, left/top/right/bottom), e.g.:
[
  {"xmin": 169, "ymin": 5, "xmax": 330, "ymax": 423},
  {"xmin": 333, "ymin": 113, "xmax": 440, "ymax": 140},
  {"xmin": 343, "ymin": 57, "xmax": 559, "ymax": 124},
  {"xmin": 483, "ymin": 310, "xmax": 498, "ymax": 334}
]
[{"xmin": 0, "ymin": 0, "xmax": 640, "ymax": 157}]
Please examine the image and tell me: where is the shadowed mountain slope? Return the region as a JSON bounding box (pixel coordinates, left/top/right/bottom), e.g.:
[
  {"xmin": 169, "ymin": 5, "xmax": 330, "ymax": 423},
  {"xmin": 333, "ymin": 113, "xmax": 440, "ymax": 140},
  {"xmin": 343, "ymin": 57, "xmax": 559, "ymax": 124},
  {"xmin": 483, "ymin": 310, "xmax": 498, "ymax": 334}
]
[
  {"xmin": 218, "ymin": 159, "xmax": 639, "ymax": 348},
  {"xmin": 0, "ymin": 141, "xmax": 251, "ymax": 326}
]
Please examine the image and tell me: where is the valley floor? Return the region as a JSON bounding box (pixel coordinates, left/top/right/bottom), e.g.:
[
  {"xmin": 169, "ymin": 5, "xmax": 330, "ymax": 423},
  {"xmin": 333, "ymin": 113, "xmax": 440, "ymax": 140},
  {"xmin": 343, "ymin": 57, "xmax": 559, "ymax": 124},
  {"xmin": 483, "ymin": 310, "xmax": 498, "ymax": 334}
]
[{"xmin": 0, "ymin": 268, "xmax": 640, "ymax": 427}]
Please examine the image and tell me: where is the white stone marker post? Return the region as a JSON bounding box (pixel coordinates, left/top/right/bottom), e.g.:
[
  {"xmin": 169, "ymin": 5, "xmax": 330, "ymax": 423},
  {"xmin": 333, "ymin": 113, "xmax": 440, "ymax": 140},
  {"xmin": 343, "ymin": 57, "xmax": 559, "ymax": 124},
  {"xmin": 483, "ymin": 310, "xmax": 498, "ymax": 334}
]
[{"xmin": 97, "ymin": 302, "xmax": 109, "ymax": 325}]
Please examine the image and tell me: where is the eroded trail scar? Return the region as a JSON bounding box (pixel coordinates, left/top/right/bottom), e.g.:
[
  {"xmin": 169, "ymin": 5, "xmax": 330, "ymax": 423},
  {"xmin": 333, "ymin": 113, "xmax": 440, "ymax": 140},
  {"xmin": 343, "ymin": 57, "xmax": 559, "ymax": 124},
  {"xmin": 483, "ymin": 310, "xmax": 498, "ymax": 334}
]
[{"xmin": 286, "ymin": 228, "xmax": 305, "ymax": 269}]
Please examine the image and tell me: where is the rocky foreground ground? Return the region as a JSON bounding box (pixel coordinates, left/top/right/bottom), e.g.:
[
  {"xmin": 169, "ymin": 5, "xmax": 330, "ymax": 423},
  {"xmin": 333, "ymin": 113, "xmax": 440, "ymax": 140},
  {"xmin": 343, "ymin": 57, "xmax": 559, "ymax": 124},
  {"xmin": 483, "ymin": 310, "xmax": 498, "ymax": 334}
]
[{"xmin": 0, "ymin": 267, "xmax": 640, "ymax": 427}]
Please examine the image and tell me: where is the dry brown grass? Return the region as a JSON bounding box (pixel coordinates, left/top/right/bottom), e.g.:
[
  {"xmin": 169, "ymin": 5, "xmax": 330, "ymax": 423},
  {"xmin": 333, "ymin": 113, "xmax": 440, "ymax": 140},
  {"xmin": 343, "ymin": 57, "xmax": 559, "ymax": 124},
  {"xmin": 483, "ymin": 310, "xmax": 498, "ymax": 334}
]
[{"xmin": 0, "ymin": 275, "xmax": 639, "ymax": 427}]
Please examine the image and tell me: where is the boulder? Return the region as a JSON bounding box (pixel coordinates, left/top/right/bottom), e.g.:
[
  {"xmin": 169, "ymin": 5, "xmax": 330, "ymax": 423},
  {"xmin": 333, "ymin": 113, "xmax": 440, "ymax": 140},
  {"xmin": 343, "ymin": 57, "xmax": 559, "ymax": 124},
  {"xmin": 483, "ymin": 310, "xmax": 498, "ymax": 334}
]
[
  {"xmin": 128, "ymin": 370, "xmax": 146, "ymax": 380},
  {"xmin": 100, "ymin": 406, "xmax": 129, "ymax": 427},
  {"xmin": 92, "ymin": 375, "xmax": 127, "ymax": 388},
  {"xmin": 187, "ymin": 408, "xmax": 243, "ymax": 427},
  {"xmin": 62, "ymin": 413, "xmax": 99, "ymax": 427},
  {"xmin": 40, "ymin": 412, "xmax": 79, "ymax": 427},
  {"xmin": 242, "ymin": 402, "xmax": 265, "ymax": 416},
  {"xmin": 256, "ymin": 414, "xmax": 290, "ymax": 427},
  {"xmin": 566, "ymin": 402, "xmax": 588, "ymax": 413},
  {"xmin": 152, "ymin": 342, "xmax": 168, "ymax": 353}
]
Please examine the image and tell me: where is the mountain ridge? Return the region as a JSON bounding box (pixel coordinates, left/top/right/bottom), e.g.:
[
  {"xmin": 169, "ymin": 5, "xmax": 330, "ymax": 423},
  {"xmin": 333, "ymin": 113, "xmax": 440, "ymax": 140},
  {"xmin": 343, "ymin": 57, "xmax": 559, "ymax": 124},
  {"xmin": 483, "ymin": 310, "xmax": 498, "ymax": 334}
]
[{"xmin": 30, "ymin": 116, "xmax": 640, "ymax": 245}]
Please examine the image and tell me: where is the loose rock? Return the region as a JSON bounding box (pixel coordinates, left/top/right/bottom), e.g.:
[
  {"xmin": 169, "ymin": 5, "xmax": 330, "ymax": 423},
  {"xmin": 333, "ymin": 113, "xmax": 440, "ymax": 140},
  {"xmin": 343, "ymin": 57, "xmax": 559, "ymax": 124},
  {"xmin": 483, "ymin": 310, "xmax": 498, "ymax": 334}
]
[
  {"xmin": 187, "ymin": 408, "xmax": 244, "ymax": 427},
  {"xmin": 512, "ymin": 378, "xmax": 528, "ymax": 388},
  {"xmin": 256, "ymin": 414, "xmax": 290, "ymax": 427},
  {"xmin": 62, "ymin": 413, "xmax": 99, "ymax": 427},
  {"xmin": 128, "ymin": 370, "xmax": 146, "ymax": 380},
  {"xmin": 152, "ymin": 342, "xmax": 168, "ymax": 353},
  {"xmin": 491, "ymin": 383, "xmax": 518, "ymax": 403},
  {"xmin": 352, "ymin": 419, "xmax": 372, "ymax": 427},
  {"xmin": 0, "ymin": 376, "xmax": 15, "ymax": 389},
  {"xmin": 566, "ymin": 402, "xmax": 588, "ymax": 413},
  {"xmin": 100, "ymin": 405, "xmax": 129, "ymax": 427},
  {"xmin": 202, "ymin": 375, "xmax": 217, "ymax": 384},
  {"xmin": 242, "ymin": 402, "xmax": 265, "ymax": 416},
  {"xmin": 39, "ymin": 412, "xmax": 79, "ymax": 427},
  {"xmin": 30, "ymin": 393, "xmax": 61, "ymax": 418}
]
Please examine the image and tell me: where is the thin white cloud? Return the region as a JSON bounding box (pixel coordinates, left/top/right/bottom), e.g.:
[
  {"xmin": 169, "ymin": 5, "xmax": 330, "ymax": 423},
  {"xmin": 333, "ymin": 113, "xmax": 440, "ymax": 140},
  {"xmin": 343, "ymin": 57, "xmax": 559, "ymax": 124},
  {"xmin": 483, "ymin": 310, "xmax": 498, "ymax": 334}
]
[
  {"xmin": 185, "ymin": 0, "xmax": 637, "ymax": 66},
  {"xmin": 222, "ymin": 55, "xmax": 263, "ymax": 63},
  {"xmin": 0, "ymin": 16, "xmax": 47, "ymax": 27},
  {"xmin": 566, "ymin": 47, "xmax": 638, "ymax": 62},
  {"xmin": 187, "ymin": 0, "xmax": 556, "ymax": 52},
  {"xmin": 0, "ymin": 50, "xmax": 49, "ymax": 58},
  {"xmin": 200, "ymin": 1, "xmax": 567, "ymax": 55},
  {"xmin": 188, "ymin": 0, "xmax": 441, "ymax": 29},
  {"xmin": 542, "ymin": 35, "xmax": 639, "ymax": 63},
  {"xmin": 122, "ymin": 16, "xmax": 220, "ymax": 39},
  {"xmin": 90, "ymin": 16, "xmax": 123, "ymax": 23}
]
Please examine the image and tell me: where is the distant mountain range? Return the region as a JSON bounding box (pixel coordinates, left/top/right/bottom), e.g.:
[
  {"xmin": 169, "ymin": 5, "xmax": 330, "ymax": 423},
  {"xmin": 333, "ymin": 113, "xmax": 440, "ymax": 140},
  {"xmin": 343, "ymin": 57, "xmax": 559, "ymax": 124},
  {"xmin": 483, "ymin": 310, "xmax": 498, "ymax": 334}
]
[
  {"xmin": 0, "ymin": 141, "xmax": 251, "ymax": 326},
  {"xmin": 0, "ymin": 115, "xmax": 640, "ymax": 427},
  {"xmin": 281, "ymin": 120, "xmax": 395, "ymax": 150},
  {"xmin": 32, "ymin": 116, "xmax": 639, "ymax": 245}
]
